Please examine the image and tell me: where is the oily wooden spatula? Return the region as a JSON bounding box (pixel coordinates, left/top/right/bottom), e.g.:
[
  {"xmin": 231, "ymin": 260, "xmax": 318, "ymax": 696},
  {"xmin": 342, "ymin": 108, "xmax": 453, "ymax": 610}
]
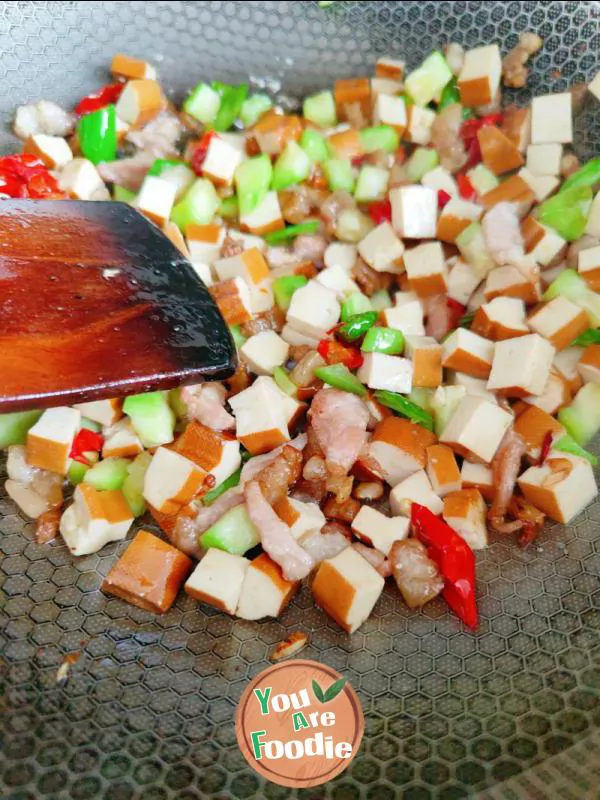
[{"xmin": 0, "ymin": 199, "xmax": 236, "ymax": 412}]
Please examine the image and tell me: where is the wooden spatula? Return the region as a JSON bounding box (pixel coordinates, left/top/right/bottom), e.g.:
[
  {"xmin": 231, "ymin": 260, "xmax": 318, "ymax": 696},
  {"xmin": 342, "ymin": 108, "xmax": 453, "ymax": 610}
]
[{"xmin": 0, "ymin": 199, "xmax": 236, "ymax": 412}]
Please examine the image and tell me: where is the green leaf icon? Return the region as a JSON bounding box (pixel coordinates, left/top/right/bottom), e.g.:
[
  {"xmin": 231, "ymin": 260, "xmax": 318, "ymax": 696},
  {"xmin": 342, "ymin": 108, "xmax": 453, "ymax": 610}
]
[
  {"xmin": 323, "ymin": 677, "xmax": 346, "ymax": 702},
  {"xmin": 312, "ymin": 679, "xmax": 326, "ymax": 703}
]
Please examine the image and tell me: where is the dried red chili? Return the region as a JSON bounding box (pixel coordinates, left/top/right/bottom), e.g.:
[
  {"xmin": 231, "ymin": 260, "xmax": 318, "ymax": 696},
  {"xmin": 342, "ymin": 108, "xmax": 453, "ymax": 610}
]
[{"xmin": 536, "ymin": 430, "xmax": 554, "ymax": 467}]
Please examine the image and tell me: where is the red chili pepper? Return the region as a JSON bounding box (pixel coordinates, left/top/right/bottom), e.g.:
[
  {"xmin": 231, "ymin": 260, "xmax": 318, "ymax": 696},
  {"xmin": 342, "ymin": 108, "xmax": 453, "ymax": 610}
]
[
  {"xmin": 460, "ymin": 112, "xmax": 503, "ymax": 142},
  {"xmin": 395, "ymin": 146, "xmax": 407, "ymax": 165},
  {"xmin": 368, "ymin": 199, "xmax": 392, "ymax": 225},
  {"xmin": 191, "ymin": 131, "xmax": 219, "ymax": 175},
  {"xmin": 69, "ymin": 429, "xmax": 104, "ymax": 466},
  {"xmin": 27, "ymin": 171, "xmax": 65, "ymax": 199},
  {"xmin": 351, "ymin": 154, "xmax": 367, "ymax": 167},
  {"xmin": 437, "ymin": 189, "xmax": 452, "ymax": 209},
  {"xmin": 75, "ymin": 83, "xmax": 124, "ymax": 116},
  {"xmin": 536, "ymin": 430, "xmax": 554, "ymax": 467},
  {"xmin": 463, "ymin": 136, "xmax": 482, "ymax": 172},
  {"xmin": 0, "ymin": 153, "xmax": 66, "ymax": 199},
  {"xmin": 411, "ymin": 503, "xmax": 478, "ymax": 629},
  {"xmin": 446, "ymin": 297, "xmax": 466, "ymax": 329},
  {"xmin": 317, "ymin": 339, "xmax": 364, "ymax": 370},
  {"xmin": 457, "ymin": 173, "xmax": 476, "ymax": 201}
]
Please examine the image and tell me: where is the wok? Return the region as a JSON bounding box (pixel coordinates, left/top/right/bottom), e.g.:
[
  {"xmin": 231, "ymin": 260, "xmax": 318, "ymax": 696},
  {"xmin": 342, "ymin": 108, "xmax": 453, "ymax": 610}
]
[{"xmin": 1, "ymin": 2, "xmax": 600, "ymax": 798}]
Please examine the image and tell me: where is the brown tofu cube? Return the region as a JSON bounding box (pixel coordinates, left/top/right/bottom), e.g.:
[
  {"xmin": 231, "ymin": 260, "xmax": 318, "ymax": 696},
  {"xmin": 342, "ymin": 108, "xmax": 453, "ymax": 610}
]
[{"xmin": 102, "ymin": 529, "xmax": 193, "ymax": 613}]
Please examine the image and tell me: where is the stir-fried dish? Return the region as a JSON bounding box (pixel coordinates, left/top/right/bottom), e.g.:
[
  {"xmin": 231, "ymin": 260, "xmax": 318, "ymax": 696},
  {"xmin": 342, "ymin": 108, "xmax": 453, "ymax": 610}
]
[{"xmin": 3, "ymin": 38, "xmax": 600, "ymax": 633}]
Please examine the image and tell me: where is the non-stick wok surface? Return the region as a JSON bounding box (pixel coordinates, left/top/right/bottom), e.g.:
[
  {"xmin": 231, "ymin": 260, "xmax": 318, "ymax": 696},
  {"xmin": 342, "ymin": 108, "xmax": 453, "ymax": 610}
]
[{"xmin": 1, "ymin": 2, "xmax": 600, "ymax": 798}]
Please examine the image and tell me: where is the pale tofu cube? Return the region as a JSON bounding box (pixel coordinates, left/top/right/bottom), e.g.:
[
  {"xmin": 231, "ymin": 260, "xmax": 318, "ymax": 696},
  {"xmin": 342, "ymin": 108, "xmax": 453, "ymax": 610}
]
[
  {"xmin": 373, "ymin": 93, "xmax": 407, "ymax": 132},
  {"xmin": 24, "ymin": 133, "xmax": 72, "ymax": 168},
  {"xmin": 185, "ymin": 549, "xmax": 249, "ymax": 614},
  {"xmin": 404, "ymin": 335, "xmax": 443, "ymax": 388},
  {"xmin": 531, "ymin": 92, "xmax": 573, "ymax": 144},
  {"xmin": 443, "ymin": 488, "xmax": 488, "ymax": 550},
  {"xmin": 554, "ymin": 346, "xmax": 585, "ymax": 392},
  {"xmin": 214, "ymin": 247, "xmax": 269, "ymax": 289},
  {"xmin": 426, "ymin": 444, "xmax": 461, "ymax": 497},
  {"xmin": 136, "ymin": 175, "xmax": 177, "ymax": 226},
  {"xmin": 102, "ymin": 419, "xmax": 143, "ymax": 459},
  {"xmin": 375, "ymin": 56, "xmax": 405, "ymax": 81},
  {"xmin": 578, "ymin": 244, "xmax": 600, "ymax": 276},
  {"xmin": 27, "ymin": 407, "xmax": 80, "ymax": 475},
  {"xmin": 406, "ymin": 105, "xmax": 436, "ymax": 145},
  {"xmin": 458, "ymin": 44, "xmax": 501, "ymax": 107},
  {"xmin": 176, "ymin": 423, "xmax": 241, "ymax": 489},
  {"xmin": 471, "ymin": 296, "xmax": 529, "ymax": 341},
  {"xmin": 528, "ymin": 296, "xmax": 590, "ymax": 351},
  {"xmin": 59, "ymin": 484, "xmax": 134, "ymax": 556},
  {"xmin": 274, "ymin": 497, "xmax": 326, "ymax": 543},
  {"xmin": 390, "ymin": 185, "xmax": 437, "ymax": 239},
  {"xmin": 436, "ymin": 198, "xmax": 483, "ymax": 244},
  {"xmin": 526, "ymin": 143, "xmax": 562, "ymax": 176},
  {"xmin": 58, "ymin": 158, "xmax": 109, "ymax": 201},
  {"xmin": 351, "ymin": 506, "xmax": 410, "ymax": 555},
  {"xmin": 421, "ymin": 166, "xmax": 458, "ymax": 197},
  {"xmin": 241, "ymin": 330, "xmax": 290, "ymax": 375},
  {"xmin": 115, "ymin": 79, "xmax": 163, "ymax": 127},
  {"xmin": 111, "ymin": 53, "xmax": 156, "ymax": 80},
  {"xmin": 229, "ymin": 378, "xmax": 290, "ymax": 455},
  {"xmin": 390, "ymin": 470, "xmax": 444, "ymax": 516},
  {"xmin": 186, "ymin": 223, "xmax": 225, "ymax": 265},
  {"xmin": 280, "ymin": 324, "xmax": 321, "ymax": 349},
  {"xmin": 440, "ymin": 395, "xmax": 513, "ymax": 463},
  {"xmin": 529, "ymin": 223, "xmax": 566, "ymax": 267},
  {"xmin": 518, "ymin": 167, "xmax": 559, "ymax": 203},
  {"xmin": 460, "ymin": 461, "xmax": 494, "ymax": 501},
  {"xmin": 143, "ymin": 446, "xmax": 207, "ymax": 514},
  {"xmin": 236, "ymin": 553, "xmax": 299, "ymax": 620},
  {"xmin": 227, "ymin": 229, "xmax": 267, "ymax": 252},
  {"xmin": 74, "ymin": 398, "xmax": 122, "ymax": 427},
  {"xmin": 383, "ymin": 302, "xmax": 425, "ymax": 336},
  {"xmin": 286, "ymin": 280, "xmax": 341, "ymax": 340},
  {"xmin": 358, "ymin": 222, "xmax": 405, "ymax": 274},
  {"xmin": 442, "ymin": 328, "xmax": 495, "ymax": 379},
  {"xmin": 316, "ymin": 264, "xmax": 360, "ymax": 297},
  {"xmin": 371, "ymin": 77, "xmax": 404, "ymax": 98},
  {"xmin": 578, "ymin": 345, "xmax": 600, "ymax": 384},
  {"xmin": 155, "ymin": 164, "xmax": 194, "ymax": 202},
  {"xmin": 357, "ymin": 352, "xmax": 413, "ymax": 394},
  {"xmin": 518, "ymin": 452, "xmax": 597, "ymax": 524},
  {"xmin": 214, "ymin": 247, "xmax": 272, "ymax": 313},
  {"xmin": 210, "ymin": 276, "xmax": 253, "ymax": 324},
  {"xmin": 404, "ymin": 241, "xmax": 448, "ymax": 297},
  {"xmin": 369, "ymin": 416, "xmax": 434, "ymax": 486},
  {"xmin": 324, "ymin": 242, "xmax": 358, "ymax": 272},
  {"xmin": 240, "ymin": 191, "xmax": 284, "ymax": 236},
  {"xmin": 202, "ymin": 134, "xmax": 243, "ymax": 186},
  {"xmin": 449, "ymin": 372, "xmax": 497, "ymax": 404},
  {"xmin": 484, "ymin": 265, "xmax": 541, "ymax": 305},
  {"xmin": 447, "ymin": 258, "xmax": 481, "ymax": 306},
  {"xmin": 521, "ymin": 368, "xmax": 570, "ymax": 416},
  {"xmin": 487, "ymin": 334, "xmax": 556, "ymax": 396},
  {"xmin": 311, "ymin": 546, "xmax": 385, "ymax": 633}
]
